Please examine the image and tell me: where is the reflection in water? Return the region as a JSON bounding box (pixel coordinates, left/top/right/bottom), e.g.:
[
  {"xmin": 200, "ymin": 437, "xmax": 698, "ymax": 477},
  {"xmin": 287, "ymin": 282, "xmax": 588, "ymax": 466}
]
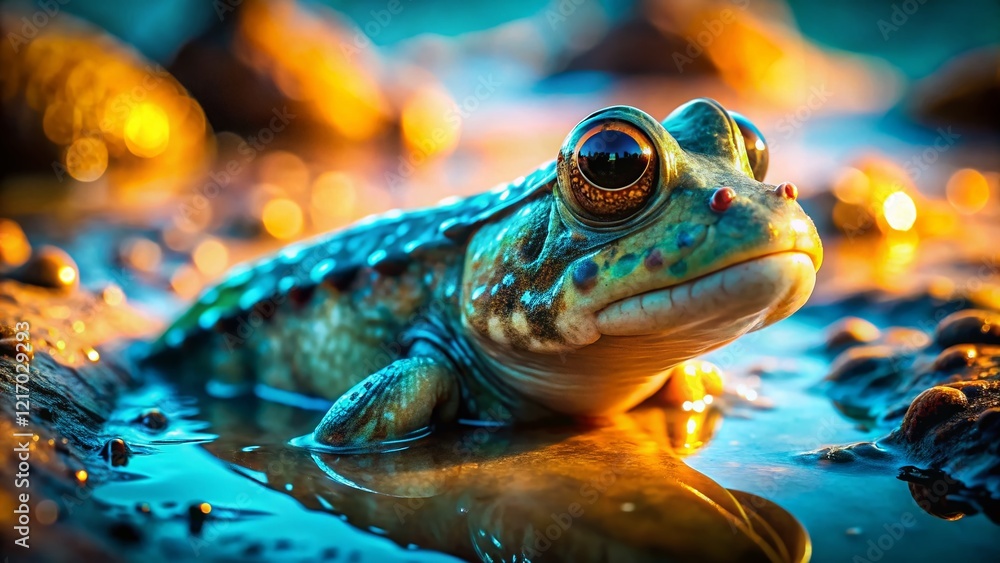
[
  {"xmin": 578, "ymin": 130, "xmax": 650, "ymax": 189},
  {"xmin": 204, "ymin": 401, "xmax": 807, "ymax": 562}
]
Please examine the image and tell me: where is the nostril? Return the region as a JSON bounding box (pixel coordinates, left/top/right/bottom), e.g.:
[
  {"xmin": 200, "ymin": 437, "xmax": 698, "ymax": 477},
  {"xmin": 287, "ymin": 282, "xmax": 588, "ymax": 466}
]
[
  {"xmin": 710, "ymin": 187, "xmax": 736, "ymax": 212},
  {"xmin": 775, "ymin": 182, "xmax": 798, "ymax": 201}
]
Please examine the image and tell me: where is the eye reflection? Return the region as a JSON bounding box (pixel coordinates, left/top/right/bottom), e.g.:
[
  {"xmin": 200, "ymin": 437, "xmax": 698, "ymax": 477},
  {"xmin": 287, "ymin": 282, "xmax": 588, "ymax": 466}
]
[{"xmin": 578, "ymin": 130, "xmax": 650, "ymax": 190}]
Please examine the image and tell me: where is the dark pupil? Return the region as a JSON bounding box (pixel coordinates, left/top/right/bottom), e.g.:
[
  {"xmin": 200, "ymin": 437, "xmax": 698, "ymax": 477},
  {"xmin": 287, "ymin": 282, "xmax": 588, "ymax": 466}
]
[{"xmin": 578, "ymin": 130, "xmax": 649, "ymax": 189}]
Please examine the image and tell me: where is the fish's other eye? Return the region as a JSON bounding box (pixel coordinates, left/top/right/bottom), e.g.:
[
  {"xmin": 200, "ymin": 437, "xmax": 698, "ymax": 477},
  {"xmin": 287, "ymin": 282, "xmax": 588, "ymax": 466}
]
[
  {"xmin": 729, "ymin": 111, "xmax": 768, "ymax": 182},
  {"xmin": 565, "ymin": 121, "xmax": 658, "ymax": 223}
]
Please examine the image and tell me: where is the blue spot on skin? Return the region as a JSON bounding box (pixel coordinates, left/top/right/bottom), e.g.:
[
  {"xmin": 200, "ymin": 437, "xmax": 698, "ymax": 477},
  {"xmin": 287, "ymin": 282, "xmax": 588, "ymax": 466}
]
[
  {"xmin": 613, "ymin": 253, "xmax": 639, "ymax": 277},
  {"xmin": 239, "ymin": 286, "xmax": 268, "ymax": 310},
  {"xmin": 670, "ymin": 260, "xmax": 688, "ymax": 276},
  {"xmin": 310, "ymin": 259, "xmax": 336, "ymax": 283},
  {"xmin": 573, "ymin": 259, "xmax": 599, "ymax": 290},
  {"xmin": 221, "ymin": 263, "xmax": 254, "ymax": 288},
  {"xmin": 165, "ymin": 328, "xmax": 185, "ymax": 348},
  {"xmin": 677, "ymin": 231, "xmax": 695, "ymax": 248},
  {"xmin": 278, "ymin": 276, "xmax": 296, "ymax": 293},
  {"xmin": 367, "ymin": 249, "xmax": 387, "ymax": 266},
  {"xmin": 199, "ymin": 286, "xmax": 220, "ymax": 303},
  {"xmin": 279, "ymin": 244, "xmax": 306, "ymax": 263}
]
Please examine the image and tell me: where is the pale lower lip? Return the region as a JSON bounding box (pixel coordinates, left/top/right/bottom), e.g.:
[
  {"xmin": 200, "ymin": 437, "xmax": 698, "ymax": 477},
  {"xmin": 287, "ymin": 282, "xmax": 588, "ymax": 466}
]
[{"xmin": 595, "ymin": 252, "xmax": 817, "ymax": 337}]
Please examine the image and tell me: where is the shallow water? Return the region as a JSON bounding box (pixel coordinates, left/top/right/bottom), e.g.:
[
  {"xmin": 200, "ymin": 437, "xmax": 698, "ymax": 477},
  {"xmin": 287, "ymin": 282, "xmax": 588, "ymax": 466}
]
[
  {"xmin": 83, "ymin": 298, "xmax": 999, "ymax": 562},
  {"xmin": 685, "ymin": 316, "xmax": 1000, "ymax": 562}
]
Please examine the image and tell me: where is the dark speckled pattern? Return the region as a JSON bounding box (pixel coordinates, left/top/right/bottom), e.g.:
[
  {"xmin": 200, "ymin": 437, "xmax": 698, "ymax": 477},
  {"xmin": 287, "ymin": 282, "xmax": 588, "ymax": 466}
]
[{"xmin": 154, "ymin": 161, "xmax": 557, "ymax": 353}]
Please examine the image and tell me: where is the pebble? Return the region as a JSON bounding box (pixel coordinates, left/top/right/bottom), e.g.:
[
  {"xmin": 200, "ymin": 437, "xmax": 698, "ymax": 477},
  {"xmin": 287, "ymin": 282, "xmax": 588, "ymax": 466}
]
[
  {"xmin": 935, "ymin": 309, "xmax": 1000, "ymax": 348},
  {"xmin": 14, "ymin": 245, "xmax": 79, "ymax": 290},
  {"xmin": 135, "ymin": 409, "xmax": 168, "ymax": 432},
  {"xmin": 101, "ymin": 438, "xmax": 131, "ymax": 467},
  {"xmin": 824, "ymin": 317, "xmax": 881, "ymax": 353}
]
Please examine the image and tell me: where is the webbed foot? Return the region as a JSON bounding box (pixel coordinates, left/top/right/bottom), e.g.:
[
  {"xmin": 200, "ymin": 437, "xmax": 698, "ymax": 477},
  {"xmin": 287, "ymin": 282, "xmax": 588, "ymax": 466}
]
[{"xmin": 313, "ymin": 353, "xmax": 460, "ymax": 448}]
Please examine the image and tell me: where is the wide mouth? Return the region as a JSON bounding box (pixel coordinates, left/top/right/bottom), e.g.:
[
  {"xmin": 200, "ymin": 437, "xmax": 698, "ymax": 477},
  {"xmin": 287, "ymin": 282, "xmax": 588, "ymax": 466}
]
[{"xmin": 595, "ymin": 251, "xmax": 818, "ymax": 337}]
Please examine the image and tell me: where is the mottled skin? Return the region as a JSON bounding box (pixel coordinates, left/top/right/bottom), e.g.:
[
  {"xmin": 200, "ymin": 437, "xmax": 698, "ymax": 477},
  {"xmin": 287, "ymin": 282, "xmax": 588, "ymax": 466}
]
[{"xmin": 151, "ymin": 99, "xmax": 822, "ymax": 448}]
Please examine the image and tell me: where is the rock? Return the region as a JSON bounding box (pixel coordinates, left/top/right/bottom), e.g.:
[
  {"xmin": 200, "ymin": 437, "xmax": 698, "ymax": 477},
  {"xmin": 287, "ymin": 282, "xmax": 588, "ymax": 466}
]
[
  {"xmin": 0, "ymin": 279, "xmax": 158, "ymax": 559},
  {"xmin": 819, "ymin": 302, "xmax": 1000, "ymax": 522},
  {"xmin": 823, "ymin": 317, "xmax": 881, "ymax": 353},
  {"xmin": 11, "ymin": 245, "xmax": 80, "ymax": 291},
  {"xmin": 100, "ymin": 438, "xmax": 131, "ymax": 467},
  {"xmin": 135, "ymin": 409, "xmax": 168, "ymax": 432},
  {"xmin": 934, "ymin": 309, "xmax": 1000, "ymax": 349}
]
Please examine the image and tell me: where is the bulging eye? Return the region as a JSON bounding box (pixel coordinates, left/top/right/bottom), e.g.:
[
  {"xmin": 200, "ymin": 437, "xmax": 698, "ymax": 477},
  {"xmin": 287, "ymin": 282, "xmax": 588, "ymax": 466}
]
[
  {"xmin": 565, "ymin": 122, "xmax": 658, "ymax": 224},
  {"xmin": 729, "ymin": 112, "xmax": 768, "ymax": 182},
  {"xmin": 578, "ymin": 130, "xmax": 650, "ymax": 189}
]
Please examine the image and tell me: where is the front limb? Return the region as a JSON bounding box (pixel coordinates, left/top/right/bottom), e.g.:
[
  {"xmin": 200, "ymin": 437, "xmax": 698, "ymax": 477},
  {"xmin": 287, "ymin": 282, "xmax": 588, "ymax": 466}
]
[{"xmin": 313, "ymin": 344, "xmax": 461, "ymax": 448}]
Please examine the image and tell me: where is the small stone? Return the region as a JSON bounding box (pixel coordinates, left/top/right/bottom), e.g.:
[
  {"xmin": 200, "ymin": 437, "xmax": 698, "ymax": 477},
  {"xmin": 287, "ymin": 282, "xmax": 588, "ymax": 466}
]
[
  {"xmin": 824, "ymin": 317, "xmax": 881, "ymax": 353},
  {"xmin": 882, "ymin": 328, "xmax": 930, "ymax": 350},
  {"xmin": 135, "ymin": 409, "xmax": 168, "ymax": 432},
  {"xmin": 188, "ymin": 502, "xmax": 210, "ymax": 535},
  {"xmin": 101, "ymin": 438, "xmax": 131, "ymax": 467},
  {"xmin": 935, "ymin": 309, "xmax": 1000, "ymax": 348},
  {"xmin": 900, "ymin": 386, "xmax": 968, "ymax": 442},
  {"xmin": 14, "ymin": 246, "xmax": 79, "ymax": 291},
  {"xmin": 825, "ymin": 345, "xmax": 899, "ymax": 385},
  {"xmin": 932, "ymin": 345, "xmax": 978, "ymax": 373}
]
